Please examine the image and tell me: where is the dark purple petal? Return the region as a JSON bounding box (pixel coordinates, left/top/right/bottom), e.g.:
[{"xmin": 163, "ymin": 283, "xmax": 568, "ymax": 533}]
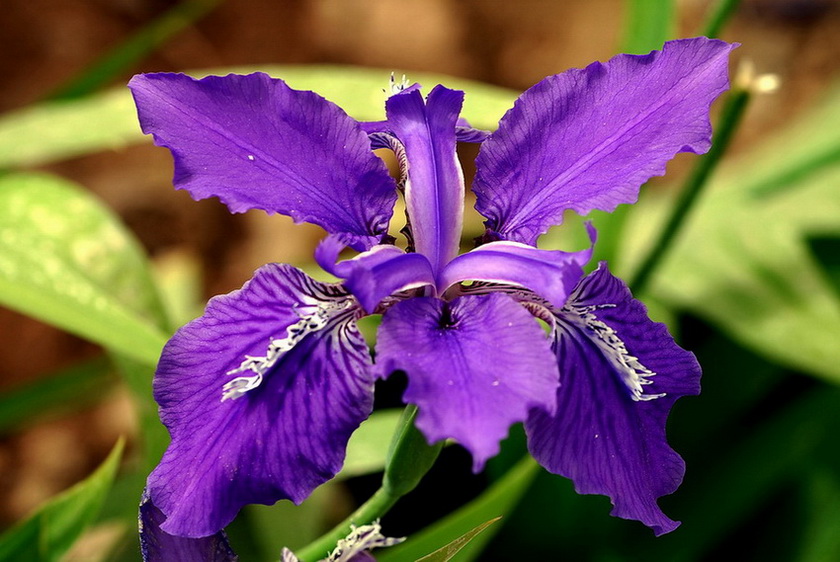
[
  {"xmin": 474, "ymin": 38, "xmax": 736, "ymax": 244},
  {"xmin": 149, "ymin": 264, "xmax": 375, "ymax": 537},
  {"xmin": 376, "ymin": 293, "xmax": 559, "ymax": 471},
  {"xmin": 128, "ymin": 72, "xmax": 397, "ymax": 250},
  {"xmin": 316, "ymin": 239, "xmax": 436, "ymax": 313},
  {"xmin": 525, "ymin": 264, "xmax": 701, "ymax": 535},
  {"xmin": 139, "ymin": 491, "xmax": 238, "ymax": 562},
  {"xmin": 439, "ymin": 224, "xmax": 595, "ymax": 307},
  {"xmin": 385, "ymin": 85, "xmax": 465, "ymax": 271}
]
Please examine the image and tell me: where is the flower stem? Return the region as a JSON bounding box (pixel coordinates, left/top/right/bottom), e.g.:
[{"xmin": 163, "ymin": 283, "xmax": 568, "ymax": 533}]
[
  {"xmin": 295, "ymin": 405, "xmax": 442, "ymax": 561},
  {"xmin": 629, "ymin": 85, "xmax": 750, "ymax": 295}
]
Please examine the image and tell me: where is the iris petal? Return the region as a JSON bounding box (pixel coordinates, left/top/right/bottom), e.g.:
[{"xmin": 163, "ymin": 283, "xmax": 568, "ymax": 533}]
[
  {"xmin": 439, "ymin": 223, "xmax": 595, "ymax": 307},
  {"xmin": 139, "ymin": 491, "xmax": 238, "ymax": 562},
  {"xmin": 129, "ymin": 72, "xmax": 397, "ymax": 250},
  {"xmin": 385, "ymin": 85, "xmax": 466, "ymax": 271},
  {"xmin": 316, "ymin": 238, "xmax": 436, "ymax": 314},
  {"xmin": 149, "ymin": 264, "xmax": 375, "ymax": 537},
  {"xmin": 525, "ymin": 264, "xmax": 701, "ymax": 535},
  {"xmin": 376, "ymin": 293, "xmax": 559, "ymax": 471},
  {"xmin": 473, "ymin": 37, "xmax": 736, "ymax": 244}
]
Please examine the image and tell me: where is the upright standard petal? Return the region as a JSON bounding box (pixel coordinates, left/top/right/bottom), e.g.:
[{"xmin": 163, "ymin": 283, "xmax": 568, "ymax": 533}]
[
  {"xmin": 129, "ymin": 72, "xmax": 397, "ymax": 250},
  {"xmin": 149, "ymin": 264, "xmax": 375, "ymax": 537},
  {"xmin": 376, "ymin": 293, "xmax": 560, "ymax": 471},
  {"xmin": 385, "ymin": 86, "xmax": 466, "ymax": 271},
  {"xmin": 139, "ymin": 492, "xmax": 238, "ymax": 562},
  {"xmin": 525, "ymin": 264, "xmax": 701, "ymax": 535},
  {"xmin": 473, "ymin": 38, "xmax": 736, "ymax": 244}
]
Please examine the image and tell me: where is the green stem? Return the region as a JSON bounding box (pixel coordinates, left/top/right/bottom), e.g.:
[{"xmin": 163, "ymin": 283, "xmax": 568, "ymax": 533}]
[
  {"xmin": 628, "ymin": 86, "xmax": 750, "ymax": 295},
  {"xmin": 295, "ymin": 405, "xmax": 443, "ymax": 561},
  {"xmin": 701, "ymin": 0, "xmax": 743, "ymax": 38},
  {"xmin": 295, "ymin": 487, "xmax": 400, "ymax": 561}
]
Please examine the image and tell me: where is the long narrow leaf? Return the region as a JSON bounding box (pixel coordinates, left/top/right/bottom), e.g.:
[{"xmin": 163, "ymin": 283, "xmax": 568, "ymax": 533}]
[
  {"xmin": 0, "ymin": 358, "xmax": 113, "ymax": 435},
  {"xmin": 378, "ymin": 456, "xmax": 539, "ymax": 562},
  {"xmin": 0, "ymin": 439, "xmax": 124, "ymax": 561},
  {"xmin": 414, "ymin": 518, "xmax": 500, "ymax": 562}
]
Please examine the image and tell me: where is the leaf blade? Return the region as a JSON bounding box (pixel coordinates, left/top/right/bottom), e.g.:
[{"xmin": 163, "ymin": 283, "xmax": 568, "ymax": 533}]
[
  {"xmin": 0, "ymin": 172, "xmax": 169, "ymax": 364},
  {"xmin": 0, "ymin": 439, "xmax": 124, "ymax": 562}
]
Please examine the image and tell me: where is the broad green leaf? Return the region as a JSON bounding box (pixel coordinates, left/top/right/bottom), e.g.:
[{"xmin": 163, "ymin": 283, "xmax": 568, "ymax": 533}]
[
  {"xmin": 415, "ymin": 518, "xmax": 500, "ymax": 562},
  {"xmin": 0, "ymin": 172, "xmax": 169, "ymax": 365},
  {"xmin": 0, "ymin": 66, "xmax": 518, "ymax": 169},
  {"xmin": 623, "ymin": 83, "xmax": 840, "ymax": 383},
  {"xmin": 0, "ymin": 358, "xmax": 113, "ymax": 435},
  {"xmin": 378, "ymin": 456, "xmax": 539, "ymax": 562},
  {"xmin": 0, "ymin": 439, "xmax": 124, "ymax": 561},
  {"xmin": 339, "ymin": 409, "xmax": 404, "ymax": 480}
]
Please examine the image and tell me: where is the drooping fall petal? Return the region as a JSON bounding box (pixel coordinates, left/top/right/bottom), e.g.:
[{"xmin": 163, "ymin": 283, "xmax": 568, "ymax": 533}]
[
  {"xmin": 376, "ymin": 293, "xmax": 559, "ymax": 471},
  {"xmin": 149, "ymin": 264, "xmax": 375, "ymax": 537},
  {"xmin": 525, "ymin": 265, "xmax": 701, "ymax": 535}
]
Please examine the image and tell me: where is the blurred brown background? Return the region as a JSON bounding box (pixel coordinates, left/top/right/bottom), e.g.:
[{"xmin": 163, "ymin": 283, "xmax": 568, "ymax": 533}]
[{"xmin": 1, "ymin": 0, "xmax": 839, "ymax": 534}]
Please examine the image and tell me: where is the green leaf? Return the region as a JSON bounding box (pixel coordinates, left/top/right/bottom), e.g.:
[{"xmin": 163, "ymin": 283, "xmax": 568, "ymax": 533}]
[
  {"xmin": 623, "ymin": 83, "xmax": 840, "ymax": 383},
  {"xmin": 641, "ymin": 387, "xmax": 840, "ymax": 561},
  {"xmin": 414, "ymin": 518, "xmax": 501, "ymax": 562},
  {"xmin": 0, "ymin": 172, "xmax": 169, "ymax": 365},
  {"xmin": 700, "ymin": 0, "xmax": 743, "ymax": 38},
  {"xmin": 378, "ymin": 456, "xmax": 539, "ymax": 562},
  {"xmin": 0, "ymin": 89, "xmax": 146, "ymax": 168},
  {"xmin": 0, "ymin": 66, "xmax": 518, "ymax": 169},
  {"xmin": 49, "ymin": 0, "xmax": 221, "ymax": 100},
  {"xmin": 338, "ymin": 409, "xmax": 404, "ymax": 480},
  {"xmin": 798, "ymin": 469, "xmax": 840, "ymax": 562},
  {"xmin": 0, "ymin": 358, "xmax": 113, "ymax": 435},
  {"xmin": 621, "ymin": 0, "xmax": 674, "ymax": 54},
  {"xmin": 0, "ymin": 439, "xmax": 124, "ymax": 561}
]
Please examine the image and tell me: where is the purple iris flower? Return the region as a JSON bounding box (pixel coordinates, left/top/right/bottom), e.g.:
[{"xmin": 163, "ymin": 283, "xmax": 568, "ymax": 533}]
[{"xmin": 129, "ymin": 37, "xmax": 734, "ymax": 542}]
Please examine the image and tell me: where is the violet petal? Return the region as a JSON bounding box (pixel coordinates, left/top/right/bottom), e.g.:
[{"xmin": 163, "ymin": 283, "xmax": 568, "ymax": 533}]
[
  {"xmin": 385, "ymin": 85, "xmax": 466, "ymax": 271},
  {"xmin": 439, "ymin": 223, "xmax": 595, "ymax": 307},
  {"xmin": 525, "ymin": 264, "xmax": 701, "ymax": 535},
  {"xmin": 316, "ymin": 240, "xmax": 436, "ymax": 314},
  {"xmin": 139, "ymin": 491, "xmax": 238, "ymax": 562},
  {"xmin": 474, "ymin": 38, "xmax": 735, "ymax": 244},
  {"xmin": 376, "ymin": 293, "xmax": 559, "ymax": 471},
  {"xmin": 129, "ymin": 72, "xmax": 397, "ymax": 250},
  {"xmin": 149, "ymin": 264, "xmax": 374, "ymax": 537}
]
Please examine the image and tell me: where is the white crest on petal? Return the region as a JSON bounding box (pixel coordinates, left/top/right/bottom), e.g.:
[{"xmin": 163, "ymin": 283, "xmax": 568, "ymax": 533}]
[
  {"xmin": 561, "ymin": 301, "xmax": 665, "ymax": 402},
  {"xmin": 222, "ymin": 297, "xmax": 356, "ymax": 401}
]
